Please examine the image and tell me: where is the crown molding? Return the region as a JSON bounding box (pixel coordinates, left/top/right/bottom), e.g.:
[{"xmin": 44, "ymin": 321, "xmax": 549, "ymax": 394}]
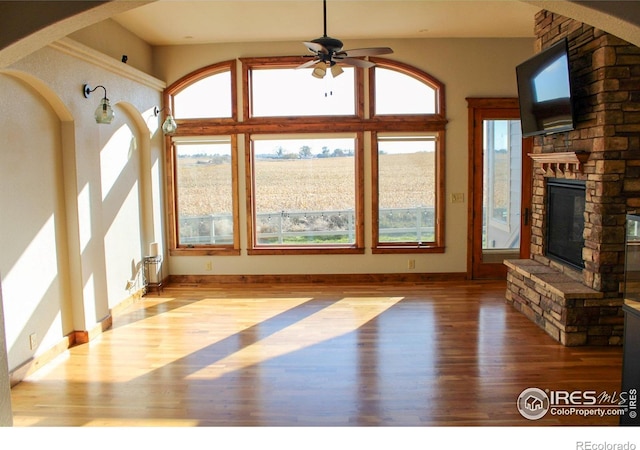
[{"xmin": 48, "ymin": 37, "xmax": 166, "ymax": 92}]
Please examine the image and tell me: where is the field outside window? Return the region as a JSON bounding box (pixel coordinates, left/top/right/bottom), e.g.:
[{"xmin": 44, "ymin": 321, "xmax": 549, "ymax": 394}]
[
  {"xmin": 175, "ymin": 138, "xmax": 235, "ymax": 247},
  {"xmin": 376, "ymin": 134, "xmax": 437, "ymax": 246},
  {"xmin": 251, "ymin": 136, "xmax": 358, "ymax": 247}
]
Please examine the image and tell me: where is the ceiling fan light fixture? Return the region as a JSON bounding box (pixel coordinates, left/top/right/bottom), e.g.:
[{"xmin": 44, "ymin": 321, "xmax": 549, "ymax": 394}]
[
  {"xmin": 297, "ymin": 0, "xmax": 394, "ymax": 78},
  {"xmin": 312, "ymin": 64, "xmax": 327, "ymax": 79}
]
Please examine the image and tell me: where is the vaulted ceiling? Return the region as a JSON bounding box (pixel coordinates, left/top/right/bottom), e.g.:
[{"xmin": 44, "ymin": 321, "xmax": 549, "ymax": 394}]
[
  {"xmin": 109, "ymin": 0, "xmax": 640, "ymax": 49},
  {"xmin": 110, "ymin": 0, "xmax": 541, "ymax": 46}
]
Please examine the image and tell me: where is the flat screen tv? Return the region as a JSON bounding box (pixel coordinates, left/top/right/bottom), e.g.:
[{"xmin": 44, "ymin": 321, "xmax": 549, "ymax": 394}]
[{"xmin": 516, "ymin": 38, "xmax": 575, "ymax": 137}]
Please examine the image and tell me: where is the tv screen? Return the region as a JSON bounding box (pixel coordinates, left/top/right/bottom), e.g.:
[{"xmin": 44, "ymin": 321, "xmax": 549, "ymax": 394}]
[{"xmin": 516, "ymin": 38, "xmax": 575, "ymax": 137}]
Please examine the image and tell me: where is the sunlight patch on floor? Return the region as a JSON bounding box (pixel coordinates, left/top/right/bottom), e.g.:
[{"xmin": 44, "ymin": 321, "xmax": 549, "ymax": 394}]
[{"xmin": 185, "ymin": 296, "xmax": 404, "ymax": 380}]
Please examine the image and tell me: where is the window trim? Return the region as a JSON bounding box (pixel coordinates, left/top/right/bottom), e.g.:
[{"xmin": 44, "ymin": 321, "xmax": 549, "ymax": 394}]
[
  {"xmin": 240, "ymin": 56, "xmax": 365, "ymax": 121},
  {"xmin": 245, "ymin": 132, "xmax": 365, "ymax": 255},
  {"xmin": 368, "ymin": 58, "xmax": 447, "ymax": 123},
  {"xmin": 168, "ymin": 135, "xmax": 241, "ymax": 256},
  {"xmin": 163, "ymin": 56, "xmax": 448, "ymax": 256},
  {"xmin": 164, "ymin": 60, "xmax": 238, "ymax": 135},
  {"xmin": 369, "ymin": 60, "xmax": 446, "ymax": 253},
  {"xmin": 371, "ymin": 131, "xmax": 446, "ymax": 254}
]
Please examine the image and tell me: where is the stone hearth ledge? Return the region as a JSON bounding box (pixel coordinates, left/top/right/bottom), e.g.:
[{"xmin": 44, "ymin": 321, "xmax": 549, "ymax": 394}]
[{"xmin": 504, "ymin": 259, "xmax": 623, "ymax": 346}]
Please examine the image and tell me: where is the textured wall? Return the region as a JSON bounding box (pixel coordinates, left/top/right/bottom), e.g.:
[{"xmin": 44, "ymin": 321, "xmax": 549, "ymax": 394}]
[{"xmin": 0, "ymin": 284, "xmax": 13, "ymax": 426}]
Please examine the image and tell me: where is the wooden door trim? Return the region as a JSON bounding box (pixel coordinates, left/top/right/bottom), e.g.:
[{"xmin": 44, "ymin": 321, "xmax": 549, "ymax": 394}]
[{"xmin": 466, "ymin": 98, "xmax": 527, "ymax": 279}]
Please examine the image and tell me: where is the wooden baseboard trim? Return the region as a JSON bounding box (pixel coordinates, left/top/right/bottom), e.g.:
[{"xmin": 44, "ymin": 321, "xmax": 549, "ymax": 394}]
[
  {"xmin": 9, "ymin": 288, "xmax": 144, "ymax": 387},
  {"xmin": 9, "ymin": 336, "xmax": 73, "ymax": 387},
  {"xmin": 73, "ymin": 314, "xmax": 113, "ymax": 345},
  {"xmin": 167, "ymin": 272, "xmax": 468, "ymax": 286}
]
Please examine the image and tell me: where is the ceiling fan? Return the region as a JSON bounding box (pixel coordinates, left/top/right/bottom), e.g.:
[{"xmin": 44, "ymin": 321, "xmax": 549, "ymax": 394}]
[{"xmin": 297, "ymin": 0, "xmax": 393, "ymax": 78}]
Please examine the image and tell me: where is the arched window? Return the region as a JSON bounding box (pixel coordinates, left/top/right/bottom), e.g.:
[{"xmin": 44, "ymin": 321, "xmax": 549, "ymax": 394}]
[
  {"xmin": 369, "ymin": 60, "xmax": 446, "ymax": 251},
  {"xmin": 164, "ymin": 57, "xmax": 445, "ymax": 256},
  {"xmin": 374, "ymin": 68, "xmax": 437, "ymax": 115},
  {"xmin": 173, "ymin": 71, "xmax": 232, "ymax": 119}
]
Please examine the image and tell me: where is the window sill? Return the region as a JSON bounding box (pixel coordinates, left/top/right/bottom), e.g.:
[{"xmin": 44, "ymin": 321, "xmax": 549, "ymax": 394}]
[
  {"xmin": 248, "ymin": 246, "xmax": 365, "ymax": 256},
  {"xmin": 372, "ymin": 245, "xmax": 445, "ymax": 254},
  {"xmin": 170, "ymin": 247, "xmax": 241, "ymax": 256}
]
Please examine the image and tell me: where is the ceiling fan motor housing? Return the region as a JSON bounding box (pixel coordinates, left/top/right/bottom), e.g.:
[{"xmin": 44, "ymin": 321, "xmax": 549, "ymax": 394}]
[{"xmin": 311, "ymin": 36, "xmax": 344, "ymax": 53}]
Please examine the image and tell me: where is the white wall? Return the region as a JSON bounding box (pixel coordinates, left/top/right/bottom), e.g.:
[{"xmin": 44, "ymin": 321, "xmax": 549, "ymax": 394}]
[
  {"xmin": 154, "ymin": 37, "xmax": 535, "ymax": 276},
  {"xmin": 0, "ymin": 39, "xmax": 165, "ymax": 372},
  {"xmin": 0, "ymin": 283, "xmax": 12, "ymax": 426}
]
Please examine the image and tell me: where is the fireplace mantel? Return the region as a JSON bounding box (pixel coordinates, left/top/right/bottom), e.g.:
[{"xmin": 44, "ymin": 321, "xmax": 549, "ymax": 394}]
[{"xmin": 528, "ymin": 152, "xmax": 589, "ymax": 177}]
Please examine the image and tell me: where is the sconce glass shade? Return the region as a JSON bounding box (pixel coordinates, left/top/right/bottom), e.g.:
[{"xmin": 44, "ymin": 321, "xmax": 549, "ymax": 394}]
[
  {"xmin": 162, "ymin": 115, "xmax": 177, "ymax": 135},
  {"xmin": 94, "ymin": 98, "xmax": 115, "ymax": 124}
]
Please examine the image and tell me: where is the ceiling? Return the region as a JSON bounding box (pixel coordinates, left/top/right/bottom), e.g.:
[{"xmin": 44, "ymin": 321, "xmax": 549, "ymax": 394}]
[{"xmin": 110, "ymin": 0, "xmax": 541, "ymax": 46}]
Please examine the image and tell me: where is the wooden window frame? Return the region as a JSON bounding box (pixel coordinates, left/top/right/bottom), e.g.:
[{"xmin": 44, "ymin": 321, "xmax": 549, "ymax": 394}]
[
  {"xmin": 165, "ymin": 61, "xmax": 240, "ymax": 256},
  {"xmin": 241, "ymin": 56, "xmax": 364, "ymax": 121},
  {"xmin": 163, "ymin": 57, "xmax": 447, "ymax": 256},
  {"xmin": 168, "ymin": 135, "xmax": 241, "ymax": 256},
  {"xmin": 245, "ymin": 132, "xmax": 365, "ymax": 255},
  {"xmin": 369, "ymin": 59, "xmax": 447, "ymax": 253},
  {"xmin": 371, "ymin": 131, "xmax": 446, "ymax": 254}
]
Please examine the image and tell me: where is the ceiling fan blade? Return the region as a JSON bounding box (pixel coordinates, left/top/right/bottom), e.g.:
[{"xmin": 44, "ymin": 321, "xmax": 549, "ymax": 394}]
[
  {"xmin": 340, "ymin": 47, "xmax": 394, "ymax": 57},
  {"xmin": 304, "ymin": 41, "xmax": 328, "ymax": 54},
  {"xmin": 337, "ymin": 57, "xmax": 376, "ymax": 69},
  {"xmin": 296, "ymin": 58, "xmax": 321, "ymax": 70}
]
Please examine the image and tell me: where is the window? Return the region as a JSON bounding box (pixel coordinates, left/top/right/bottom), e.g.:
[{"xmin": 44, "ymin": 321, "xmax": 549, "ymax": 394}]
[
  {"xmin": 164, "ymin": 57, "xmax": 445, "ymax": 256},
  {"xmin": 374, "ymin": 133, "xmax": 439, "ymax": 248},
  {"xmin": 173, "ymin": 137, "xmax": 238, "ymax": 250},
  {"xmin": 250, "ymin": 67, "xmax": 356, "ymax": 117},
  {"xmin": 248, "ymin": 134, "xmax": 362, "ymax": 252},
  {"xmin": 374, "ymin": 68, "xmax": 437, "ymax": 115},
  {"xmin": 174, "ymin": 71, "xmax": 232, "ymax": 119},
  {"xmin": 371, "ymin": 62, "xmax": 446, "ymax": 252},
  {"xmin": 483, "ymin": 119, "xmax": 522, "ymax": 244}
]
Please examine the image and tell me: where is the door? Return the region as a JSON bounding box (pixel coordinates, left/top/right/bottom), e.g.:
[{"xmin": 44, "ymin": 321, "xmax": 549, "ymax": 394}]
[{"xmin": 467, "ymin": 98, "xmax": 532, "ymax": 279}]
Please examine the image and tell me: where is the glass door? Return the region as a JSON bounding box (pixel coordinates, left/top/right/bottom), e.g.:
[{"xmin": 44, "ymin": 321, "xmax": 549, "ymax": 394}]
[
  {"xmin": 482, "ymin": 119, "xmax": 521, "ymax": 262},
  {"xmin": 467, "ymin": 99, "xmax": 531, "ymax": 279}
]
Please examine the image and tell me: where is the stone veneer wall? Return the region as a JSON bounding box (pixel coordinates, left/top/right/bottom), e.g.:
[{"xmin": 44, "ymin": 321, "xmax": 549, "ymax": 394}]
[{"xmin": 505, "ymin": 11, "xmax": 640, "ymax": 345}]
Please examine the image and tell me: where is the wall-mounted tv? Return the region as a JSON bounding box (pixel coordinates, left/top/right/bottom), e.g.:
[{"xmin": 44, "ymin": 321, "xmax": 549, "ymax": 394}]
[{"xmin": 516, "ymin": 38, "xmax": 575, "ymax": 137}]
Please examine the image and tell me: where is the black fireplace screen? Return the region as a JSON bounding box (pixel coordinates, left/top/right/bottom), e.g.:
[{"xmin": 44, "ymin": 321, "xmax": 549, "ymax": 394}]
[{"xmin": 546, "ymin": 179, "xmax": 586, "ymax": 269}]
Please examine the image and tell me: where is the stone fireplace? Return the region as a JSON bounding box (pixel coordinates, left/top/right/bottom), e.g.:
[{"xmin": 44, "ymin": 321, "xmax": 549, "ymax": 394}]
[{"xmin": 505, "ymin": 11, "xmax": 640, "ymax": 345}]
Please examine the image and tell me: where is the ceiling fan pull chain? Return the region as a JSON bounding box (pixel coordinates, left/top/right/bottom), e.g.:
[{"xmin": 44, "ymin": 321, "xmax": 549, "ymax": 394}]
[{"xmin": 324, "ymin": 74, "xmax": 333, "ymax": 97}]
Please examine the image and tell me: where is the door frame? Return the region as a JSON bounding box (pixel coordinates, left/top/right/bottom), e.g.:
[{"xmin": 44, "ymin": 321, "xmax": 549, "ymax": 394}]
[{"xmin": 466, "ymin": 98, "xmax": 532, "ymax": 279}]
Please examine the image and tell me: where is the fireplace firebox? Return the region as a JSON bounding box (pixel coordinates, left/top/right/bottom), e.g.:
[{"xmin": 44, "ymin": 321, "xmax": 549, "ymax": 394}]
[{"xmin": 545, "ymin": 178, "xmax": 586, "ymax": 270}]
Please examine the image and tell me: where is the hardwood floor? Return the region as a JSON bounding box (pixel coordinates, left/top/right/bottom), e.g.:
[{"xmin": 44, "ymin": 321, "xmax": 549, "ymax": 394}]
[{"xmin": 9, "ymin": 280, "xmax": 624, "ymax": 427}]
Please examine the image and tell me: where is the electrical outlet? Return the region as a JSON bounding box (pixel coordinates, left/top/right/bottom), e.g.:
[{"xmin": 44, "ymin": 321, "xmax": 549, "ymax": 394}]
[
  {"xmin": 29, "ymin": 333, "xmax": 37, "ymax": 350},
  {"xmin": 205, "ymin": 260, "xmax": 213, "ymax": 271},
  {"xmin": 408, "ymin": 259, "xmax": 416, "ymax": 270}
]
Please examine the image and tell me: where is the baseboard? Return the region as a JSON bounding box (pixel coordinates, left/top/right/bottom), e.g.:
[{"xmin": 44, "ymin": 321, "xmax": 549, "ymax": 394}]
[
  {"xmin": 72, "ymin": 314, "xmax": 113, "ymax": 345},
  {"xmin": 9, "ymin": 336, "xmax": 73, "ymax": 387},
  {"xmin": 167, "ymin": 272, "xmax": 468, "ymax": 286},
  {"xmin": 9, "ymin": 288, "xmax": 145, "ymax": 387}
]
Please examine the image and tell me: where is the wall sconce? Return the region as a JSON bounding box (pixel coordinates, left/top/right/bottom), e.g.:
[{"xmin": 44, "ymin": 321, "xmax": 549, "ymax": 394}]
[
  {"xmin": 83, "ymin": 84, "xmax": 115, "ymax": 124},
  {"xmin": 154, "ymin": 106, "xmax": 177, "ymax": 136}
]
